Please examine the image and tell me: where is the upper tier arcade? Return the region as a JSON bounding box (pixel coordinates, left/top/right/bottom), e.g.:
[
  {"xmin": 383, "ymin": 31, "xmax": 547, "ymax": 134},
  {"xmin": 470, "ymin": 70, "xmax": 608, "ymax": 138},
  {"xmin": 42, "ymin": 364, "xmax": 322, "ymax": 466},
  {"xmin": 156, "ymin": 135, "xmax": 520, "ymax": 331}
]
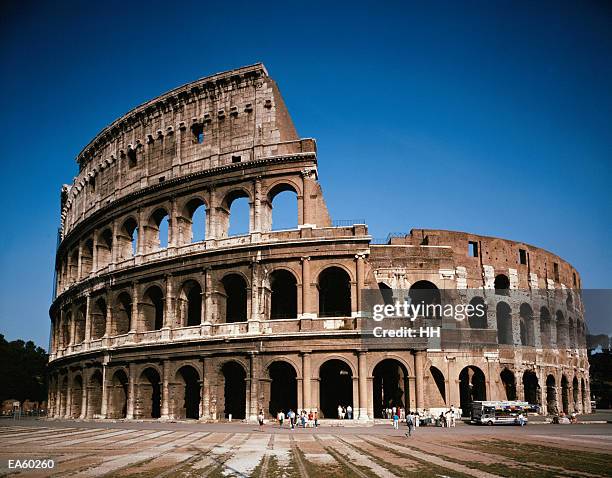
[{"xmin": 60, "ymin": 63, "xmax": 313, "ymax": 239}]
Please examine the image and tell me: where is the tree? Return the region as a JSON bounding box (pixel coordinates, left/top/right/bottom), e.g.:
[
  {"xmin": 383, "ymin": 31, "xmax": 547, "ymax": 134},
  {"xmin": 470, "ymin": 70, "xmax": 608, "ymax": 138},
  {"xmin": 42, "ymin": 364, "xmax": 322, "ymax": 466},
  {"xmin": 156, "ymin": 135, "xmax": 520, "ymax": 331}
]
[{"xmin": 0, "ymin": 334, "xmax": 48, "ymax": 403}]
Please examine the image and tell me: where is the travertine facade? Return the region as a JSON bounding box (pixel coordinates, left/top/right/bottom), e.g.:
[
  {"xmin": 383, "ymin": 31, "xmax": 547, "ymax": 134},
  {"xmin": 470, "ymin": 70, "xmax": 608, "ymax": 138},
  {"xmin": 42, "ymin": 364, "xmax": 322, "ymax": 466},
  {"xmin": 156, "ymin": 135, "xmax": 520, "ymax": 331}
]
[{"xmin": 48, "ymin": 64, "xmax": 590, "ymax": 421}]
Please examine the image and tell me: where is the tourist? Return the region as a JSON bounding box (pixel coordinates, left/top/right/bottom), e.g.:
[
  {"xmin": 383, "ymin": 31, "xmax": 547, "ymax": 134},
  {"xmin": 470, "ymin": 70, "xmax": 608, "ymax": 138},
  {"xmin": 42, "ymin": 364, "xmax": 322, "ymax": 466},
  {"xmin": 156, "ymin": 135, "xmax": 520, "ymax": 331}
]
[
  {"xmin": 415, "ymin": 411, "xmax": 420, "ymax": 428},
  {"xmin": 518, "ymin": 412, "xmax": 526, "ymax": 427},
  {"xmin": 258, "ymin": 409, "xmax": 265, "ymax": 429},
  {"xmin": 314, "ymin": 411, "xmax": 319, "ymax": 428},
  {"xmin": 288, "ymin": 409, "xmax": 295, "ymax": 429},
  {"xmin": 301, "ymin": 411, "xmax": 307, "ymax": 428},
  {"xmin": 439, "ymin": 412, "xmax": 446, "ymax": 427},
  {"xmin": 393, "ymin": 411, "xmax": 399, "ymax": 429},
  {"xmin": 347, "ymin": 405, "xmax": 353, "ymax": 419},
  {"xmin": 277, "ymin": 410, "xmax": 285, "ymax": 427},
  {"xmin": 405, "ymin": 411, "xmax": 415, "ymax": 437},
  {"xmin": 449, "ymin": 407, "xmax": 456, "ymax": 427},
  {"xmin": 338, "ymin": 405, "xmax": 343, "ymax": 419}
]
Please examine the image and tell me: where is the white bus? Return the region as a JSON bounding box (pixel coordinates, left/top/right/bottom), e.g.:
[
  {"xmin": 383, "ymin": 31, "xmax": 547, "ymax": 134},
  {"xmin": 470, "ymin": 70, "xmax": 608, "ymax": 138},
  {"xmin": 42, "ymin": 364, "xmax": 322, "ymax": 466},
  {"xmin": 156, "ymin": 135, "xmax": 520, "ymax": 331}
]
[{"xmin": 471, "ymin": 401, "xmax": 537, "ymax": 425}]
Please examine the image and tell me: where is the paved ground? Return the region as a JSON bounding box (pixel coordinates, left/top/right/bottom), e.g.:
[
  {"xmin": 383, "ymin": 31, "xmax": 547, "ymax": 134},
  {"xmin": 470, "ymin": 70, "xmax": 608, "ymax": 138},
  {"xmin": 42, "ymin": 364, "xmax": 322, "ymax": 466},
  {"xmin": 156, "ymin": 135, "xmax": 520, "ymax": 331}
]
[{"xmin": 0, "ymin": 419, "xmax": 610, "ymax": 477}]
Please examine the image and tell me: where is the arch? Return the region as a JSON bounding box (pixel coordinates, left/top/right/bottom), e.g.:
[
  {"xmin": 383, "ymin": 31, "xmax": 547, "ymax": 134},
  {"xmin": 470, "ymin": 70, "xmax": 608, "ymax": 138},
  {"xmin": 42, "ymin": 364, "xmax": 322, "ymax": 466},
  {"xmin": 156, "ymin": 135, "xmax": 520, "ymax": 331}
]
[
  {"xmin": 267, "ymin": 182, "xmax": 298, "ymax": 231},
  {"xmin": 222, "ymin": 189, "xmax": 251, "ymax": 237},
  {"xmin": 319, "ymin": 359, "xmax": 353, "ymax": 418},
  {"xmin": 267, "ymin": 361, "xmax": 298, "ymax": 417},
  {"xmin": 318, "ymin": 266, "xmax": 351, "ymax": 317},
  {"xmin": 427, "ymin": 366, "xmax": 446, "ymax": 407},
  {"xmin": 459, "ymin": 365, "xmax": 486, "ymax": 416},
  {"xmin": 141, "ymin": 285, "xmax": 164, "ymax": 331},
  {"xmin": 378, "ymin": 282, "xmax": 394, "ymax": 306},
  {"xmin": 566, "ymin": 291, "xmax": 574, "ymax": 310},
  {"xmin": 468, "ymin": 297, "xmax": 487, "ymax": 328},
  {"xmin": 496, "ymin": 301, "xmax": 513, "ymax": 345},
  {"xmin": 71, "ymin": 375, "xmax": 83, "ymax": 418},
  {"xmin": 519, "ymin": 303, "xmax": 534, "ymax": 346},
  {"xmin": 182, "ymin": 197, "xmax": 207, "ymax": 244},
  {"xmin": 91, "ymin": 297, "xmax": 107, "ymax": 340},
  {"xmin": 270, "ymin": 269, "xmax": 297, "ymax": 319},
  {"xmin": 372, "ymin": 359, "xmax": 409, "ymax": 418},
  {"xmin": 581, "ymin": 378, "xmax": 587, "ymax": 412},
  {"xmin": 561, "ymin": 374, "xmax": 570, "ymax": 414},
  {"xmin": 137, "ymin": 367, "xmax": 161, "ymax": 419},
  {"xmin": 546, "ymin": 374, "xmax": 558, "ymax": 415},
  {"xmin": 97, "ymin": 228, "xmax": 113, "ymax": 269},
  {"xmin": 572, "ymin": 376, "xmax": 579, "ymax": 412},
  {"xmin": 81, "ymin": 239, "xmax": 94, "ymax": 277},
  {"xmin": 118, "ymin": 216, "xmax": 138, "ymax": 260},
  {"xmin": 221, "ymin": 273, "xmax": 248, "ymax": 323},
  {"xmin": 114, "ymin": 291, "xmax": 132, "ymax": 335},
  {"xmin": 60, "ymin": 376, "xmax": 68, "ymax": 417},
  {"xmin": 221, "ymin": 361, "xmax": 246, "ymax": 420},
  {"xmin": 540, "ymin": 306, "xmax": 552, "ymax": 347},
  {"xmin": 556, "ymin": 310, "xmax": 567, "ymax": 348},
  {"xmin": 494, "ymin": 274, "xmax": 510, "ymax": 295},
  {"xmin": 175, "ymin": 365, "xmax": 200, "ymax": 419},
  {"xmin": 69, "ymin": 249, "xmax": 79, "ymax": 282},
  {"xmin": 61, "ymin": 311, "xmax": 72, "ymax": 348},
  {"xmin": 146, "ymin": 208, "xmax": 170, "ymax": 251},
  {"xmin": 523, "ymin": 370, "xmax": 539, "ymax": 405},
  {"xmin": 409, "ymin": 281, "xmax": 441, "ymax": 318},
  {"xmin": 109, "ymin": 369, "xmax": 128, "ymax": 419},
  {"xmin": 500, "ymin": 368, "xmax": 517, "ymax": 400},
  {"xmin": 88, "ymin": 370, "xmax": 103, "ymax": 417},
  {"xmin": 178, "ymin": 279, "xmax": 202, "ymax": 327},
  {"xmin": 74, "ymin": 304, "xmax": 86, "ymax": 344}
]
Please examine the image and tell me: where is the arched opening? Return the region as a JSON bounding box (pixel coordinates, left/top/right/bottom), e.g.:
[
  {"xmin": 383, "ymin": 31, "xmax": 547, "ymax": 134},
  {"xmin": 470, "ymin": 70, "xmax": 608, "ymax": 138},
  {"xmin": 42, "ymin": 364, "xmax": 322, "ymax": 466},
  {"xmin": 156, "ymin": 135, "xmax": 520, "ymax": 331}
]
[
  {"xmin": 224, "ymin": 190, "xmax": 250, "ymax": 237},
  {"xmin": 409, "ymin": 281, "xmax": 441, "ymax": 318},
  {"xmin": 556, "ymin": 311, "xmax": 567, "ymax": 348},
  {"xmin": 91, "ymin": 297, "xmax": 107, "ymax": 340},
  {"xmin": 268, "ymin": 185, "xmax": 298, "ymax": 231},
  {"xmin": 88, "ymin": 370, "xmax": 103, "ymax": 417},
  {"xmin": 546, "ymin": 375, "xmax": 557, "ymax": 415},
  {"xmin": 69, "ymin": 250, "xmax": 79, "ymax": 282},
  {"xmin": 540, "ymin": 307, "xmax": 552, "ymax": 347},
  {"xmin": 147, "ymin": 208, "xmax": 169, "ymax": 251},
  {"xmin": 176, "ymin": 366, "xmax": 200, "ymax": 419},
  {"xmin": 459, "ymin": 366, "xmax": 486, "ymax": 416},
  {"xmin": 118, "ymin": 217, "xmax": 138, "ymax": 260},
  {"xmin": 179, "ymin": 280, "xmax": 202, "ymax": 327},
  {"xmin": 468, "ymin": 297, "xmax": 487, "ymax": 328},
  {"xmin": 373, "ymin": 359, "xmax": 409, "ymax": 418},
  {"xmin": 97, "ymin": 229, "xmax": 113, "ymax": 269},
  {"xmin": 318, "ymin": 267, "xmax": 351, "ymax": 317},
  {"xmin": 523, "ymin": 370, "xmax": 539, "ymax": 405},
  {"xmin": 496, "ymin": 302, "xmax": 513, "ymax": 345},
  {"xmin": 270, "ymin": 270, "xmax": 297, "ymax": 319},
  {"xmin": 81, "ymin": 239, "xmax": 94, "ymax": 277},
  {"xmin": 494, "ymin": 274, "xmax": 510, "ymax": 295},
  {"xmin": 378, "ymin": 282, "xmax": 394, "ymax": 306},
  {"xmin": 183, "ymin": 198, "xmax": 206, "ymax": 243},
  {"xmin": 141, "ymin": 286, "xmax": 164, "ymax": 331},
  {"xmin": 519, "ymin": 303, "xmax": 534, "ymax": 346},
  {"xmin": 60, "ymin": 376, "xmax": 68, "ymax": 417},
  {"xmin": 319, "ymin": 359, "xmax": 353, "ymax": 418},
  {"xmin": 268, "ymin": 361, "xmax": 297, "ymax": 417},
  {"xmin": 138, "ymin": 368, "xmax": 161, "ymax": 419},
  {"xmin": 572, "ymin": 376, "xmax": 579, "ymax": 412},
  {"xmin": 109, "ymin": 370, "xmax": 128, "ymax": 419},
  {"xmin": 427, "ymin": 366, "xmax": 446, "ymax": 407},
  {"xmin": 568, "ymin": 317, "xmax": 576, "ymax": 348},
  {"xmin": 561, "ymin": 375, "xmax": 569, "ymax": 414},
  {"xmin": 61, "ymin": 311, "xmax": 71, "ymax": 348},
  {"xmin": 114, "ymin": 292, "xmax": 132, "ymax": 335},
  {"xmin": 74, "ymin": 304, "xmax": 86, "ymax": 343},
  {"xmin": 71, "ymin": 375, "xmax": 83, "ymax": 418},
  {"xmin": 581, "ymin": 378, "xmax": 587, "ymax": 412},
  {"xmin": 221, "ymin": 361, "xmax": 246, "ymax": 419},
  {"xmin": 500, "ymin": 368, "xmax": 517, "ymax": 400},
  {"xmin": 221, "ymin": 274, "xmax": 248, "ymax": 323}
]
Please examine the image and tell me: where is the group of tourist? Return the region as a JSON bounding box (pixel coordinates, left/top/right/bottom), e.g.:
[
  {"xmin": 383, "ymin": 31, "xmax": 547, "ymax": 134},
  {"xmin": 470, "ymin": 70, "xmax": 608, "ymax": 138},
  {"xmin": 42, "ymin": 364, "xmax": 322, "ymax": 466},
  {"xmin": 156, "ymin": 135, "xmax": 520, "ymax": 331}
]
[
  {"xmin": 273, "ymin": 409, "xmax": 319, "ymax": 429},
  {"xmin": 387, "ymin": 405, "xmax": 461, "ymax": 432},
  {"xmin": 337, "ymin": 404, "xmax": 353, "ymax": 419}
]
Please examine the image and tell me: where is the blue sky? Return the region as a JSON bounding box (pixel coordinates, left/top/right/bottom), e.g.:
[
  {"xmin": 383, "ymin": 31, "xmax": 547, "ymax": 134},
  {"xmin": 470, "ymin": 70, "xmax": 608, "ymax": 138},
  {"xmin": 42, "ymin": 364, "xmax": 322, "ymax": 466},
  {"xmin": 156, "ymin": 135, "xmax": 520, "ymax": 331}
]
[{"xmin": 0, "ymin": 0, "xmax": 610, "ymax": 347}]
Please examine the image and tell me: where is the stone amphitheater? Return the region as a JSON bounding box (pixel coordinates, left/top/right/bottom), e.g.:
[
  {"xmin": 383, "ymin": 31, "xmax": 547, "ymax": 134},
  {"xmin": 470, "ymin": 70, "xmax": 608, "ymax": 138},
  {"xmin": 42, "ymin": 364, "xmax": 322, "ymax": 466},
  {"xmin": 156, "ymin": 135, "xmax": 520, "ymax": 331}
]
[{"xmin": 47, "ymin": 63, "xmax": 590, "ymax": 422}]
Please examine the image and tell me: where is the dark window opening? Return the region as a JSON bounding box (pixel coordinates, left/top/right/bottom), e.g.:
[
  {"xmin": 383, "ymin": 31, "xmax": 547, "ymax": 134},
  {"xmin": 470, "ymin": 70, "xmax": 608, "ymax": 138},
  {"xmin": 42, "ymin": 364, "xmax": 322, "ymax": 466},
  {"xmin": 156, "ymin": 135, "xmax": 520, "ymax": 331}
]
[
  {"xmin": 519, "ymin": 248, "xmax": 527, "ymax": 265},
  {"xmin": 553, "ymin": 262, "xmax": 560, "ymax": 282},
  {"xmin": 468, "ymin": 241, "xmax": 478, "ymax": 257},
  {"xmin": 318, "ymin": 267, "xmax": 351, "ymax": 317},
  {"xmin": 222, "ymin": 274, "xmax": 248, "ymax": 323},
  {"xmin": 494, "ymin": 274, "xmax": 510, "ymax": 295},
  {"xmin": 231, "ymin": 155, "xmax": 241, "ymax": 163},
  {"xmin": 192, "ymin": 124, "xmax": 204, "ymax": 144},
  {"xmin": 222, "ymin": 362, "xmax": 246, "ymax": 419},
  {"xmin": 270, "ymin": 270, "xmax": 297, "ymax": 319},
  {"xmin": 158, "ymin": 176, "xmax": 165, "ymax": 183},
  {"xmin": 127, "ymin": 148, "xmax": 137, "ymax": 168},
  {"xmin": 573, "ymin": 272, "xmax": 577, "ymax": 287}
]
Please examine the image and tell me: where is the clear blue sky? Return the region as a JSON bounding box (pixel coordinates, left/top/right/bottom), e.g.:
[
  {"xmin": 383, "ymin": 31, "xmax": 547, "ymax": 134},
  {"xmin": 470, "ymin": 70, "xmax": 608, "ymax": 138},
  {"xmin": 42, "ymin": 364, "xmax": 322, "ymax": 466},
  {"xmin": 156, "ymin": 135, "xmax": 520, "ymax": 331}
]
[{"xmin": 0, "ymin": 0, "xmax": 610, "ymax": 348}]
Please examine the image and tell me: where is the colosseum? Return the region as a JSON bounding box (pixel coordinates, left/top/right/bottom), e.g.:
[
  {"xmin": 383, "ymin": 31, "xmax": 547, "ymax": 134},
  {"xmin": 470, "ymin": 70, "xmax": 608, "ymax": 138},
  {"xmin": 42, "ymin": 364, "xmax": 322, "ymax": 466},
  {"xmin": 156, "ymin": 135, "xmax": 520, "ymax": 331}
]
[{"xmin": 47, "ymin": 63, "xmax": 590, "ymax": 422}]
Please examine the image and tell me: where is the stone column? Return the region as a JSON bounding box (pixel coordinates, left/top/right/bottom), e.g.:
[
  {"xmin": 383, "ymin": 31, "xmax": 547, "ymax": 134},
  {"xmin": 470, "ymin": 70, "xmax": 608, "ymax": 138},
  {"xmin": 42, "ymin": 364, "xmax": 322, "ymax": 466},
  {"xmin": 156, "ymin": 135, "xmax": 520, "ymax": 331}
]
[
  {"xmin": 65, "ymin": 371, "xmax": 73, "ymax": 418},
  {"xmin": 137, "ymin": 208, "xmax": 145, "ymax": 256},
  {"xmin": 204, "ymin": 268, "xmax": 214, "ymax": 325},
  {"xmin": 79, "ymin": 369, "xmax": 88, "ymax": 419},
  {"xmin": 358, "ymin": 351, "xmax": 369, "ymax": 420},
  {"xmin": 201, "ymin": 357, "xmax": 211, "ymax": 420},
  {"xmin": 77, "ymin": 242, "xmax": 83, "ymax": 280},
  {"xmin": 130, "ymin": 283, "xmax": 139, "ymax": 333},
  {"xmin": 355, "ymin": 253, "xmax": 365, "ymax": 314},
  {"xmin": 84, "ymin": 294, "xmax": 91, "ymax": 344},
  {"xmin": 169, "ymin": 196, "xmax": 178, "ymax": 248},
  {"xmin": 249, "ymin": 261, "xmax": 260, "ymax": 334},
  {"xmin": 111, "ymin": 219, "xmax": 119, "ymax": 265},
  {"xmin": 100, "ymin": 364, "xmax": 108, "ymax": 418},
  {"xmin": 302, "ymin": 352, "xmax": 312, "ymax": 410},
  {"xmin": 253, "ymin": 177, "xmax": 262, "ymax": 232},
  {"xmin": 69, "ymin": 304, "xmax": 77, "ymax": 346},
  {"xmin": 92, "ymin": 229, "xmax": 98, "ymax": 272},
  {"xmin": 164, "ymin": 274, "xmax": 174, "ymax": 328},
  {"xmin": 161, "ymin": 360, "xmax": 170, "ymax": 420},
  {"xmin": 104, "ymin": 293, "xmax": 113, "ymax": 338},
  {"xmin": 301, "ymin": 257, "xmax": 313, "ymax": 318},
  {"xmin": 55, "ymin": 375, "xmax": 62, "ymax": 417},
  {"xmin": 248, "ymin": 353, "xmax": 260, "ymax": 420},
  {"xmin": 126, "ymin": 363, "xmax": 136, "ymax": 419},
  {"xmin": 301, "ymin": 170, "xmax": 312, "ymax": 226},
  {"xmin": 415, "ymin": 351, "xmax": 425, "ymax": 411}
]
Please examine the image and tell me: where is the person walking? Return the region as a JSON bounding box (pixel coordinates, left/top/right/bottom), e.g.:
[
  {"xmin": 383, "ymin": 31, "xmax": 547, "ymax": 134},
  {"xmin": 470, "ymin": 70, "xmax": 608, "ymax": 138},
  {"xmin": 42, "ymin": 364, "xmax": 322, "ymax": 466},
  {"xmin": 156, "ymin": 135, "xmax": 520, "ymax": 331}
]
[
  {"xmin": 347, "ymin": 405, "xmax": 353, "ymax": 420},
  {"xmin": 415, "ymin": 411, "xmax": 420, "ymax": 428},
  {"xmin": 393, "ymin": 411, "xmax": 399, "ymax": 429},
  {"xmin": 405, "ymin": 411, "xmax": 415, "ymax": 437},
  {"xmin": 337, "ymin": 405, "xmax": 343, "ymax": 420},
  {"xmin": 277, "ymin": 410, "xmax": 285, "ymax": 427},
  {"xmin": 258, "ymin": 409, "xmax": 265, "ymax": 429},
  {"xmin": 288, "ymin": 409, "xmax": 295, "ymax": 429}
]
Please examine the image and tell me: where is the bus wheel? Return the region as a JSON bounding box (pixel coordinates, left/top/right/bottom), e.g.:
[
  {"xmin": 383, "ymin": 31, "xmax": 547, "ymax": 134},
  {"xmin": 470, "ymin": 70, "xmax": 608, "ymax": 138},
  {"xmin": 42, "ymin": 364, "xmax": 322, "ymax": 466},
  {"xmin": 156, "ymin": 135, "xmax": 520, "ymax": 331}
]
[{"xmin": 487, "ymin": 421, "xmax": 493, "ymax": 426}]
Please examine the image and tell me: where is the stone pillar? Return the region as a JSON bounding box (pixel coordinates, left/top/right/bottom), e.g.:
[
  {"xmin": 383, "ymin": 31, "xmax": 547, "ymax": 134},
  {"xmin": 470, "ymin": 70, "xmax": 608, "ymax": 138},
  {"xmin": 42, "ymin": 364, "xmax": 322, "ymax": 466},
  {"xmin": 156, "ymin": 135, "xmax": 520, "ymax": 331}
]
[
  {"xmin": 126, "ymin": 363, "xmax": 136, "ymax": 419},
  {"xmin": 253, "ymin": 177, "xmax": 262, "ymax": 232},
  {"xmin": 104, "ymin": 293, "xmax": 113, "ymax": 337},
  {"xmin": 415, "ymin": 351, "xmax": 425, "ymax": 411},
  {"xmin": 201, "ymin": 357, "xmax": 211, "ymax": 420},
  {"xmin": 69, "ymin": 304, "xmax": 77, "ymax": 346},
  {"xmin": 301, "ymin": 170, "xmax": 312, "ymax": 226},
  {"xmin": 301, "ymin": 257, "xmax": 313, "ymax": 318},
  {"xmin": 79, "ymin": 369, "xmax": 88, "ymax": 419},
  {"xmin": 169, "ymin": 196, "xmax": 178, "ymax": 248},
  {"xmin": 204, "ymin": 268, "xmax": 214, "ymax": 325},
  {"xmin": 358, "ymin": 351, "xmax": 369, "ymax": 420},
  {"xmin": 161, "ymin": 360, "xmax": 170, "ymax": 420},
  {"xmin": 355, "ymin": 254, "xmax": 365, "ymax": 314},
  {"xmin": 248, "ymin": 353, "xmax": 260, "ymax": 420},
  {"xmin": 77, "ymin": 242, "xmax": 83, "ymax": 280},
  {"xmin": 65, "ymin": 371, "xmax": 73, "ymax": 418},
  {"xmin": 91, "ymin": 229, "xmax": 98, "ymax": 272},
  {"xmin": 55, "ymin": 375, "xmax": 62, "ymax": 417},
  {"xmin": 111, "ymin": 219, "xmax": 119, "ymax": 265},
  {"xmin": 164, "ymin": 274, "xmax": 174, "ymax": 328},
  {"xmin": 100, "ymin": 364, "xmax": 108, "ymax": 418},
  {"xmin": 302, "ymin": 352, "xmax": 312, "ymax": 411},
  {"xmin": 206, "ymin": 191, "xmax": 217, "ymax": 240},
  {"xmin": 130, "ymin": 283, "xmax": 139, "ymax": 333},
  {"xmin": 249, "ymin": 261, "xmax": 260, "ymax": 334},
  {"xmin": 84, "ymin": 294, "xmax": 91, "ymax": 343},
  {"xmin": 137, "ymin": 209, "xmax": 145, "ymax": 256}
]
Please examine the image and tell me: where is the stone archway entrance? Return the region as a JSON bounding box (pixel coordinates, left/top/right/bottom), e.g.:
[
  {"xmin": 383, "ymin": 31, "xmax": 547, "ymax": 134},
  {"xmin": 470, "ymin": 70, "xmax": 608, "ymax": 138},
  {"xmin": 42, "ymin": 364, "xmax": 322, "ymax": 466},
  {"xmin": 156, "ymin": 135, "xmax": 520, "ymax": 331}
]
[
  {"xmin": 222, "ymin": 361, "xmax": 246, "ymax": 419},
  {"xmin": 319, "ymin": 359, "xmax": 353, "ymax": 418},
  {"xmin": 267, "ymin": 361, "xmax": 298, "ymax": 416},
  {"xmin": 176, "ymin": 366, "xmax": 200, "ymax": 419},
  {"xmin": 109, "ymin": 370, "xmax": 128, "ymax": 419},
  {"xmin": 137, "ymin": 368, "xmax": 161, "ymax": 419},
  {"xmin": 372, "ymin": 359, "xmax": 409, "ymax": 418},
  {"xmin": 523, "ymin": 370, "xmax": 539, "ymax": 405},
  {"xmin": 459, "ymin": 366, "xmax": 486, "ymax": 416},
  {"xmin": 546, "ymin": 375, "xmax": 558, "ymax": 415}
]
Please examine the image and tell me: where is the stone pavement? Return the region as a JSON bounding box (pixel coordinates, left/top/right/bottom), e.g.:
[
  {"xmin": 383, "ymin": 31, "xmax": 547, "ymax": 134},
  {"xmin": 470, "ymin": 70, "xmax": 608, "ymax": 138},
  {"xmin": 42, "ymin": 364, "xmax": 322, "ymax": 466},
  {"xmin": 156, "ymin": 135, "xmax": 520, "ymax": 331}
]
[{"xmin": 0, "ymin": 420, "xmax": 611, "ymax": 477}]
